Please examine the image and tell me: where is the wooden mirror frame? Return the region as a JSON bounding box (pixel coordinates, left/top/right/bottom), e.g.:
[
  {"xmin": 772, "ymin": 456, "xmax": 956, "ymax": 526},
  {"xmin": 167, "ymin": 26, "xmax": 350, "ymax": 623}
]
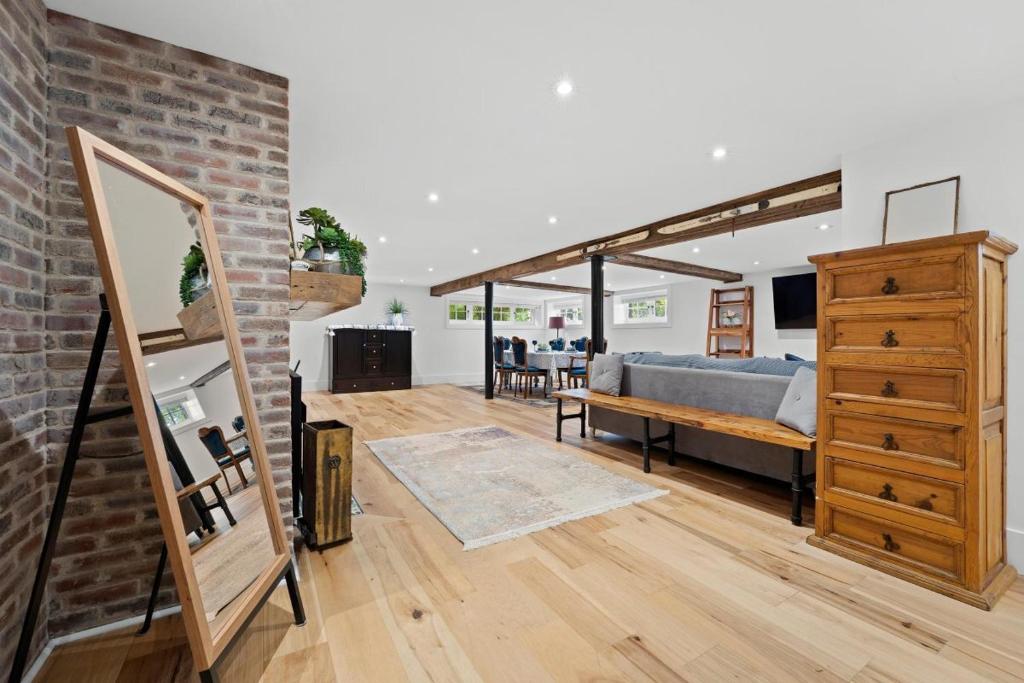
[
  {"xmin": 66, "ymin": 127, "xmax": 291, "ymax": 672},
  {"xmin": 882, "ymin": 175, "xmax": 961, "ymax": 245}
]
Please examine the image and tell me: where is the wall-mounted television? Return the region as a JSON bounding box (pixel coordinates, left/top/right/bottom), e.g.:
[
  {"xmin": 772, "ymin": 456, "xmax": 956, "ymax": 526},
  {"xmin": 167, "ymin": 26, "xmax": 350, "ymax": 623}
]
[{"xmin": 772, "ymin": 272, "xmax": 817, "ymax": 329}]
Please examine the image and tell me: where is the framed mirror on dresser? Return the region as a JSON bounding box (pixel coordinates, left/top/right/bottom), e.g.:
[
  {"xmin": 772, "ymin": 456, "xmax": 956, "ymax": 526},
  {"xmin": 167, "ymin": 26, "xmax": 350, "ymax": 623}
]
[{"xmin": 64, "ymin": 127, "xmax": 305, "ymax": 680}]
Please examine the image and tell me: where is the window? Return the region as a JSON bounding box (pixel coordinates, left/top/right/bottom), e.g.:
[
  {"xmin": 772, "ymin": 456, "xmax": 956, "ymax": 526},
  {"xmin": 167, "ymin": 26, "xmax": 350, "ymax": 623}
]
[
  {"xmin": 613, "ymin": 290, "xmax": 669, "ymax": 326},
  {"xmin": 449, "ymin": 303, "xmax": 468, "ymax": 321},
  {"xmin": 493, "ymin": 306, "xmax": 511, "ymax": 322},
  {"xmin": 471, "ymin": 304, "xmax": 486, "ymax": 321},
  {"xmin": 513, "ymin": 306, "xmax": 533, "ymax": 323},
  {"xmin": 157, "ymin": 390, "xmax": 205, "ymax": 429},
  {"xmin": 446, "ymin": 299, "xmax": 540, "ymax": 327},
  {"xmin": 547, "ymin": 299, "xmax": 585, "ymax": 327}
]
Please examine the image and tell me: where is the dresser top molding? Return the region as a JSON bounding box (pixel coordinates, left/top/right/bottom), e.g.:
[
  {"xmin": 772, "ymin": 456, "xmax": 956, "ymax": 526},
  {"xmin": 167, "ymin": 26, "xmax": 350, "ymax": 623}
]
[{"xmin": 808, "ymin": 230, "xmax": 1018, "ymax": 264}]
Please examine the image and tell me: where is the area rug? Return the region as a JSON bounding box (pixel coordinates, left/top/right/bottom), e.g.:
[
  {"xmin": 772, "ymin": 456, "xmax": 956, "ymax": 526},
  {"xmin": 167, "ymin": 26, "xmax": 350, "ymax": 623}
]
[
  {"xmin": 364, "ymin": 426, "xmax": 667, "ymax": 550},
  {"xmin": 459, "ymin": 384, "xmax": 558, "ymax": 407}
]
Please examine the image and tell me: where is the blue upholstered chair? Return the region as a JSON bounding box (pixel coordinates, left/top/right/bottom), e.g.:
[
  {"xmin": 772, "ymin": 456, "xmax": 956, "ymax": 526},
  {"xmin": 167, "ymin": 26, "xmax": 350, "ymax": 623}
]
[
  {"xmin": 198, "ymin": 425, "xmax": 253, "ymax": 493},
  {"xmin": 492, "ymin": 337, "xmax": 515, "ymax": 394},
  {"xmin": 502, "ymin": 337, "xmax": 512, "ymax": 350},
  {"xmin": 511, "ymin": 337, "xmax": 548, "ymax": 398}
]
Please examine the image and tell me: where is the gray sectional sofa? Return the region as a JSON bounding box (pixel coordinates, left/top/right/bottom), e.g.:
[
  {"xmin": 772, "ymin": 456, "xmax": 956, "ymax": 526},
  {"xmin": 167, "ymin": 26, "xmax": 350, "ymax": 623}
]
[{"xmin": 588, "ymin": 354, "xmax": 816, "ymax": 481}]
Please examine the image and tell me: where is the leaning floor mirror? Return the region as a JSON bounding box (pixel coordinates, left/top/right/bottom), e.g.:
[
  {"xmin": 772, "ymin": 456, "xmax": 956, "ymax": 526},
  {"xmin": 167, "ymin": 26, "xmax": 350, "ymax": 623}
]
[{"xmin": 67, "ymin": 127, "xmax": 303, "ymax": 678}]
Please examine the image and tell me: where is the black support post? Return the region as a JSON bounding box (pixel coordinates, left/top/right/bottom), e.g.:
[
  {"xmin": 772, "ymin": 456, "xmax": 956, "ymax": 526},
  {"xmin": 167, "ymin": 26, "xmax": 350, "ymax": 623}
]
[
  {"xmin": 484, "ymin": 281, "xmax": 494, "ymax": 399},
  {"xmin": 590, "ymin": 255, "xmax": 604, "ymax": 358}
]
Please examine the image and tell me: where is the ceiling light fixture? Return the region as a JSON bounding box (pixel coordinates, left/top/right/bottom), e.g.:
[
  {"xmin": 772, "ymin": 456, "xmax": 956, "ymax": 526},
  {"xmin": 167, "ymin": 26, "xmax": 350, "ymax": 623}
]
[
  {"xmin": 555, "ymin": 79, "xmax": 573, "ymax": 97},
  {"xmin": 427, "ymin": 267, "xmax": 434, "ymax": 272},
  {"xmin": 179, "ymin": 375, "xmax": 186, "ymax": 381},
  {"xmin": 427, "ymin": 192, "xmax": 439, "ymax": 203},
  {"xmin": 659, "ymin": 274, "xmax": 665, "ymax": 279},
  {"xmin": 550, "ymin": 276, "xmax": 557, "ymax": 281},
  {"xmin": 548, "ymin": 216, "xmax": 558, "ymax": 225},
  {"xmin": 711, "ymin": 147, "xmax": 727, "ymax": 160},
  {"xmin": 399, "ymin": 279, "xmax": 404, "ymax": 283},
  {"xmin": 471, "ymin": 247, "xmax": 479, "ymax": 254},
  {"xmin": 146, "ymin": 361, "xmax": 156, "ymax": 368},
  {"xmin": 818, "ymin": 223, "xmax": 830, "ymax": 231},
  {"xmin": 753, "ymin": 260, "xmax": 760, "ymax": 266},
  {"xmin": 378, "ymin": 235, "xmax": 387, "ymax": 243},
  {"xmin": 692, "ymin": 246, "xmax": 700, "ymax": 253}
]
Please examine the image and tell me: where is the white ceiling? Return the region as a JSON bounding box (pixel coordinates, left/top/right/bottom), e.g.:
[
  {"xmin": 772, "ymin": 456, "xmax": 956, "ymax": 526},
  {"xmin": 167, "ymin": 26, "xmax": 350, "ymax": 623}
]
[{"xmin": 48, "ymin": 1, "xmax": 1024, "ymax": 291}]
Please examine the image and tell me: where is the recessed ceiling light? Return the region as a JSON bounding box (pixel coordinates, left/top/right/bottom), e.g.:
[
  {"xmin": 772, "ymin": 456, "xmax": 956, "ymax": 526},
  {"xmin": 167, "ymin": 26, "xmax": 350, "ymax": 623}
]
[
  {"xmin": 692, "ymin": 246, "xmax": 701, "ymax": 253},
  {"xmin": 550, "ymin": 276, "xmax": 557, "ymax": 281},
  {"xmin": 659, "ymin": 274, "xmax": 665, "ymax": 279},
  {"xmin": 711, "ymin": 147, "xmax": 727, "ymax": 160},
  {"xmin": 818, "ymin": 223, "xmax": 830, "ymax": 231},
  {"xmin": 427, "ymin": 267, "xmax": 434, "ymax": 272},
  {"xmin": 471, "ymin": 247, "xmax": 479, "ymax": 254},
  {"xmin": 178, "ymin": 375, "xmax": 186, "ymax": 381},
  {"xmin": 555, "ymin": 79, "xmax": 573, "ymax": 97},
  {"xmin": 548, "ymin": 216, "xmax": 558, "ymax": 225},
  {"xmin": 753, "ymin": 260, "xmax": 760, "ymax": 266},
  {"xmin": 399, "ymin": 279, "xmax": 404, "ymax": 283},
  {"xmin": 378, "ymin": 235, "xmax": 387, "ymax": 243},
  {"xmin": 427, "ymin": 192, "xmax": 439, "ymax": 203},
  {"xmin": 146, "ymin": 361, "xmax": 156, "ymax": 367}
]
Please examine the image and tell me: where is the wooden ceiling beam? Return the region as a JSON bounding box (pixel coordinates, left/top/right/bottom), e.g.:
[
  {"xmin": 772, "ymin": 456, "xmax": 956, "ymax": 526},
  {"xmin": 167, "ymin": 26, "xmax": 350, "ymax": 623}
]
[
  {"xmin": 429, "ymin": 170, "xmax": 840, "ymax": 296},
  {"xmin": 500, "ymin": 280, "xmax": 614, "ymax": 297},
  {"xmin": 612, "ymin": 254, "xmax": 742, "ymax": 282}
]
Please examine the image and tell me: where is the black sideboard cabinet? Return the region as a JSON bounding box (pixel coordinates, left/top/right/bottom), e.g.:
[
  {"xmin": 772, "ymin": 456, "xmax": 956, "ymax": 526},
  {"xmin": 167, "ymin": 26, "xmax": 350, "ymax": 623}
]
[{"xmin": 330, "ymin": 328, "xmax": 412, "ymax": 393}]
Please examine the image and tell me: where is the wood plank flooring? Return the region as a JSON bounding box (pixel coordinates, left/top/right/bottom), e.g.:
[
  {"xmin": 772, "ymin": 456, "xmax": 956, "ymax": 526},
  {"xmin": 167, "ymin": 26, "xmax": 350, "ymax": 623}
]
[{"xmin": 38, "ymin": 384, "xmax": 1024, "ymax": 682}]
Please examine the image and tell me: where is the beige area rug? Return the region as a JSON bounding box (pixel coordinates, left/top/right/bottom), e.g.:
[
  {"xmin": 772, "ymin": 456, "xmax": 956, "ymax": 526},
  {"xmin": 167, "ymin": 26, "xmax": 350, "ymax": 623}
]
[
  {"xmin": 365, "ymin": 426, "xmax": 668, "ymax": 550},
  {"xmin": 191, "ymin": 506, "xmax": 276, "ymax": 621}
]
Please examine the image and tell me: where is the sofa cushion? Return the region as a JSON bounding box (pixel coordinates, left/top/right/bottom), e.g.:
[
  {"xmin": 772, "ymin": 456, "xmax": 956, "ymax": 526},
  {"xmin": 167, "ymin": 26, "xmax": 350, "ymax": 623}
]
[
  {"xmin": 589, "ymin": 353, "xmax": 624, "ymax": 396},
  {"xmin": 621, "ymin": 352, "xmax": 815, "ymax": 377},
  {"xmin": 775, "ymin": 366, "xmax": 817, "ymax": 437}
]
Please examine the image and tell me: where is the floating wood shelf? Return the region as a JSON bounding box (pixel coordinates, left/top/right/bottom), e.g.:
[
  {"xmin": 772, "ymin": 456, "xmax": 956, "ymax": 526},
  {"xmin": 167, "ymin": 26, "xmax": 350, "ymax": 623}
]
[
  {"xmin": 177, "ymin": 290, "xmax": 221, "ymax": 340},
  {"xmin": 289, "ymin": 270, "xmax": 362, "ymax": 321}
]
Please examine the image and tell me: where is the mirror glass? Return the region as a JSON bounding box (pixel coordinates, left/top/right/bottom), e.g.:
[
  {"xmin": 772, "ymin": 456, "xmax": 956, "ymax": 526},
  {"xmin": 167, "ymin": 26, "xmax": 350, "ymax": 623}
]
[
  {"xmin": 96, "ymin": 159, "xmax": 276, "ymax": 630},
  {"xmin": 883, "ymin": 177, "xmax": 959, "ymax": 244}
]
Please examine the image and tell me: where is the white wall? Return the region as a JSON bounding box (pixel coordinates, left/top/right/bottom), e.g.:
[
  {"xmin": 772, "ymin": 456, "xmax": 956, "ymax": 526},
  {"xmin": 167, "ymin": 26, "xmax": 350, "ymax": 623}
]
[
  {"xmin": 290, "ymin": 283, "xmax": 552, "ymax": 390},
  {"xmin": 841, "ymin": 96, "xmax": 1024, "ymax": 566},
  {"xmin": 605, "ymin": 266, "xmax": 817, "ymax": 360}
]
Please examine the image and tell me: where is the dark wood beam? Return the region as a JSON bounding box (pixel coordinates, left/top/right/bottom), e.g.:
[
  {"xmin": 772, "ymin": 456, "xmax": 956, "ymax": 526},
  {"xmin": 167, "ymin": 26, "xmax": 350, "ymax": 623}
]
[
  {"xmin": 612, "ymin": 254, "xmax": 742, "ymax": 282},
  {"xmin": 500, "ymin": 280, "xmax": 614, "ymax": 297},
  {"xmin": 430, "ymin": 170, "xmax": 840, "ymax": 296}
]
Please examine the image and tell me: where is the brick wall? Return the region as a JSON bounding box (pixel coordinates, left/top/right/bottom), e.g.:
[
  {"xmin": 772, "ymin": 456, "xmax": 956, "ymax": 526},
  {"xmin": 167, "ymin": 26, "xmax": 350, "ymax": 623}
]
[
  {"xmin": 0, "ymin": 0, "xmax": 50, "ymax": 671},
  {"xmin": 4, "ymin": 9, "xmax": 292, "ymax": 660}
]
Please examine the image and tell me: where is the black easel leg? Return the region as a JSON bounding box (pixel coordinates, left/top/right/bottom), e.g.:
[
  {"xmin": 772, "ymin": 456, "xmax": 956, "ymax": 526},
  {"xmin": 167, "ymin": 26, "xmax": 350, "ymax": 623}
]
[
  {"xmin": 791, "ymin": 448, "xmax": 805, "ymax": 526},
  {"xmin": 137, "ymin": 544, "xmax": 168, "ymax": 636},
  {"xmin": 210, "ymin": 483, "xmax": 236, "ymax": 526},
  {"xmin": 9, "ymin": 306, "xmax": 112, "ymax": 683},
  {"xmin": 199, "ymin": 669, "xmax": 218, "ymax": 683},
  {"xmin": 642, "ymin": 417, "xmax": 651, "ymax": 473},
  {"xmin": 284, "ymin": 564, "xmax": 307, "ymax": 626}
]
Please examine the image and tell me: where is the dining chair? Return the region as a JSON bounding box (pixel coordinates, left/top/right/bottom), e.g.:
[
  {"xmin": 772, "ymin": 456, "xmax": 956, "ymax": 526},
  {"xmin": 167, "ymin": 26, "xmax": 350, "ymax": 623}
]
[
  {"xmin": 568, "ymin": 338, "xmax": 608, "ymax": 388},
  {"xmin": 198, "ymin": 425, "xmax": 254, "ymax": 493},
  {"xmin": 573, "ymin": 336, "xmax": 588, "ymax": 353},
  {"xmin": 492, "ymin": 336, "xmax": 515, "ymax": 394},
  {"xmin": 511, "ymin": 337, "xmax": 548, "ymax": 398}
]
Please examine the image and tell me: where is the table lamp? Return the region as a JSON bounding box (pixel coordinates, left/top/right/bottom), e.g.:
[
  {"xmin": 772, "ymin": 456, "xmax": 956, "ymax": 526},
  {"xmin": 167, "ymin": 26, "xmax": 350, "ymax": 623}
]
[{"xmin": 548, "ymin": 315, "xmax": 565, "ymax": 342}]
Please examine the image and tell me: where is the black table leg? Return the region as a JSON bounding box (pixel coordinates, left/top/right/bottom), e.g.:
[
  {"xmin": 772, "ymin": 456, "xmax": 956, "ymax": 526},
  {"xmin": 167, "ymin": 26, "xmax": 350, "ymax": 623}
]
[
  {"xmin": 580, "ymin": 403, "xmax": 586, "ymax": 438},
  {"xmin": 556, "ymin": 398, "xmax": 563, "ymax": 442},
  {"xmin": 667, "ymin": 424, "xmax": 677, "ymax": 466},
  {"xmin": 642, "ymin": 417, "xmax": 651, "ymax": 473},
  {"xmin": 791, "ymin": 448, "xmax": 805, "ymax": 526}
]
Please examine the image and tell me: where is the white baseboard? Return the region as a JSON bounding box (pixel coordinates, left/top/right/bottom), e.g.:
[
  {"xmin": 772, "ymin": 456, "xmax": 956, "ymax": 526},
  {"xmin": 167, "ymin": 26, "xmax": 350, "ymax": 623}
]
[
  {"xmin": 23, "ymin": 606, "xmax": 181, "ymax": 682},
  {"xmin": 1008, "ymin": 527, "xmax": 1024, "ymax": 568}
]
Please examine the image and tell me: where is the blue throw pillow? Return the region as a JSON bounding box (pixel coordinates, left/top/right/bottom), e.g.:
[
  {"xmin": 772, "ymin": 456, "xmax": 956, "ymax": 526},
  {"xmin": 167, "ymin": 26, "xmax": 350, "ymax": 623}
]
[{"xmin": 784, "ymin": 353, "xmax": 805, "ymax": 362}]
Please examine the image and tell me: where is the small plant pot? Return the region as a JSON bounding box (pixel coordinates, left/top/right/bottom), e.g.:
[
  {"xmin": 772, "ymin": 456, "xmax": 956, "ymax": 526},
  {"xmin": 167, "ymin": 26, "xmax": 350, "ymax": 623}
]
[
  {"xmin": 187, "ymin": 272, "xmax": 211, "ymax": 303},
  {"xmin": 388, "ymin": 313, "xmax": 404, "ymax": 326}
]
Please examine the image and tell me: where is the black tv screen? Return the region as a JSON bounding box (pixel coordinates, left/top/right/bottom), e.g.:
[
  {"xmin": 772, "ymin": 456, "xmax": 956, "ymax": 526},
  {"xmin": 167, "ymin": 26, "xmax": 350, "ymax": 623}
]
[{"xmin": 772, "ymin": 272, "xmax": 817, "ymax": 329}]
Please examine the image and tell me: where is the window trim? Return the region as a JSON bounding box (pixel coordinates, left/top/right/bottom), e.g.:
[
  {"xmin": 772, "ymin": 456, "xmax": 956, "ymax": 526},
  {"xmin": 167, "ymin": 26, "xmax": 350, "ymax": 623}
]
[
  {"xmin": 157, "ymin": 389, "xmax": 206, "ymax": 431},
  {"xmin": 445, "ymin": 296, "xmax": 543, "ymax": 329},
  {"xmin": 611, "ymin": 288, "xmax": 671, "ymax": 328},
  {"xmin": 546, "ymin": 297, "xmax": 586, "ymax": 328}
]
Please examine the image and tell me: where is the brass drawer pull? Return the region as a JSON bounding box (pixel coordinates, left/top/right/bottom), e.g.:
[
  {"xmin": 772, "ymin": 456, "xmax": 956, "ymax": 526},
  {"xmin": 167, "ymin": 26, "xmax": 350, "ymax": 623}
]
[
  {"xmin": 882, "ymin": 533, "xmax": 901, "ymax": 553},
  {"xmin": 881, "ymin": 380, "xmax": 898, "ymax": 397},
  {"xmin": 878, "ymin": 483, "xmax": 898, "ymax": 502},
  {"xmin": 881, "ymin": 329, "xmax": 899, "ymax": 348},
  {"xmin": 881, "ymin": 276, "xmax": 900, "ymax": 295},
  {"xmin": 881, "ymin": 433, "xmax": 899, "ymax": 451}
]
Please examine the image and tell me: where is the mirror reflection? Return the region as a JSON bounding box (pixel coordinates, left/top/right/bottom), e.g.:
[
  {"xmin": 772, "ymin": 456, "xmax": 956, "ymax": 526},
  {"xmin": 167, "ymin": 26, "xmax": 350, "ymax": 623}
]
[{"xmin": 96, "ymin": 159, "xmax": 276, "ymax": 628}]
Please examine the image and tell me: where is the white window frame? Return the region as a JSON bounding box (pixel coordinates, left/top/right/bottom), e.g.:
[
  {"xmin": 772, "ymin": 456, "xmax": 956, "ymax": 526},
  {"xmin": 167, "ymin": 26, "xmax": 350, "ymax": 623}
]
[
  {"xmin": 546, "ymin": 297, "xmax": 585, "ymax": 328},
  {"xmin": 612, "ymin": 288, "xmax": 670, "ymax": 328},
  {"xmin": 157, "ymin": 389, "xmax": 206, "ymax": 432},
  {"xmin": 445, "ymin": 296, "xmax": 542, "ymax": 329}
]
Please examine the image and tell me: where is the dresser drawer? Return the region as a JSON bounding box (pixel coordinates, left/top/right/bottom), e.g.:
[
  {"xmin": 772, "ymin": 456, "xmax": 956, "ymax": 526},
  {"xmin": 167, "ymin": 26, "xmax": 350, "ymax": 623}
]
[
  {"xmin": 827, "ymin": 365, "xmax": 964, "ymax": 413},
  {"xmin": 826, "ymin": 313, "xmax": 962, "ymax": 356},
  {"xmin": 365, "ymin": 330, "xmax": 385, "ymax": 344},
  {"xmin": 825, "ymin": 458, "xmax": 963, "ymax": 527},
  {"xmin": 364, "ymin": 344, "xmax": 383, "ymax": 359},
  {"xmin": 363, "ymin": 358, "xmax": 384, "ymax": 374},
  {"xmin": 823, "ymin": 506, "xmax": 964, "ymax": 583},
  {"xmin": 331, "ymin": 376, "xmax": 411, "ymax": 393},
  {"xmin": 826, "ymin": 411, "xmax": 963, "ymax": 470},
  {"xmin": 826, "ymin": 253, "xmax": 964, "ymax": 305}
]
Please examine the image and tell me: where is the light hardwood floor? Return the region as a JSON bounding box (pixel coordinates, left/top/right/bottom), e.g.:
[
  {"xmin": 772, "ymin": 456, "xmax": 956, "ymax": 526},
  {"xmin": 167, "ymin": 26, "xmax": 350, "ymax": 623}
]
[{"xmin": 39, "ymin": 385, "xmax": 1024, "ymax": 682}]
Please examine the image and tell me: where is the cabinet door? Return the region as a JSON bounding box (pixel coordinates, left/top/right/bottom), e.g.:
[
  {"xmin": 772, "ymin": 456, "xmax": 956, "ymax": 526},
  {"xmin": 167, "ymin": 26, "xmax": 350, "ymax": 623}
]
[
  {"xmin": 383, "ymin": 331, "xmax": 411, "ymax": 377},
  {"xmin": 333, "ymin": 330, "xmax": 365, "ymax": 379}
]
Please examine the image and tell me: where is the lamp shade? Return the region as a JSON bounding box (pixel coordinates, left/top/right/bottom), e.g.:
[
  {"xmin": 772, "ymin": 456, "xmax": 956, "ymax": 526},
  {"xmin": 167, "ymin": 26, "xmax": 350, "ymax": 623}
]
[{"xmin": 548, "ymin": 315, "xmax": 566, "ymax": 330}]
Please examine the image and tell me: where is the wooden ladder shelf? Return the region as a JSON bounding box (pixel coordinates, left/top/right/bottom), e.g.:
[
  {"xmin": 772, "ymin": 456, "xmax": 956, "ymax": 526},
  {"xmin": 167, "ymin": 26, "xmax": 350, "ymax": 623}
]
[{"xmin": 706, "ymin": 286, "xmax": 753, "ymax": 358}]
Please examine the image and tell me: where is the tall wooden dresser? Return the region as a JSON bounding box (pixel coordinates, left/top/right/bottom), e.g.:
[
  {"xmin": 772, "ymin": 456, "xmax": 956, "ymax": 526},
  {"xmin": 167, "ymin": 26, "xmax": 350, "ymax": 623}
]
[{"xmin": 808, "ymin": 231, "xmax": 1017, "ymax": 609}]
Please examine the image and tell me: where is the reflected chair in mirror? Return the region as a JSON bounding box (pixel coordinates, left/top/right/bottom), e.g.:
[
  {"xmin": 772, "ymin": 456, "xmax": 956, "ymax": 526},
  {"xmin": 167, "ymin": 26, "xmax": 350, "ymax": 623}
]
[
  {"xmin": 231, "ymin": 415, "xmax": 245, "ymax": 433},
  {"xmin": 198, "ymin": 425, "xmax": 253, "ymax": 493},
  {"xmin": 511, "ymin": 337, "xmax": 548, "ymax": 398},
  {"xmin": 492, "ymin": 337, "xmax": 515, "ymax": 394}
]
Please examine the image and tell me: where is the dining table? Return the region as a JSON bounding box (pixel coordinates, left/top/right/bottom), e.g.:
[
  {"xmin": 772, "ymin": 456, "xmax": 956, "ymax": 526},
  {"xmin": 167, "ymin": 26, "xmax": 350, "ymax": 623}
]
[{"xmin": 502, "ymin": 349, "xmax": 587, "ymax": 395}]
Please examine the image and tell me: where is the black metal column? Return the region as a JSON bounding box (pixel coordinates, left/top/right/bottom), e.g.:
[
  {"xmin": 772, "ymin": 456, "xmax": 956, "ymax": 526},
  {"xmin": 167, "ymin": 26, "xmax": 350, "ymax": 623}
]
[
  {"xmin": 484, "ymin": 281, "xmax": 494, "ymax": 399},
  {"xmin": 590, "ymin": 255, "xmax": 604, "ymax": 358}
]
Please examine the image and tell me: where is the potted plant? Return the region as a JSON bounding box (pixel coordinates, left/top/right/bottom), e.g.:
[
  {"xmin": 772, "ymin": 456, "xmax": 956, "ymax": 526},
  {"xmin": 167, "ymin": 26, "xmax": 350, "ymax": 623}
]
[
  {"xmin": 179, "ymin": 241, "xmax": 210, "ymax": 306},
  {"xmin": 384, "ymin": 297, "xmax": 408, "ymax": 325},
  {"xmin": 295, "ymin": 207, "xmax": 368, "ymax": 295}
]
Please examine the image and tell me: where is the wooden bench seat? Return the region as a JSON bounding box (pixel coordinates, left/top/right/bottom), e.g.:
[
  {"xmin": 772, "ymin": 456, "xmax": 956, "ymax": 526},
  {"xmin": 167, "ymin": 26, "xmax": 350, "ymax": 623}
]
[{"xmin": 552, "ymin": 388, "xmax": 815, "ymax": 525}]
